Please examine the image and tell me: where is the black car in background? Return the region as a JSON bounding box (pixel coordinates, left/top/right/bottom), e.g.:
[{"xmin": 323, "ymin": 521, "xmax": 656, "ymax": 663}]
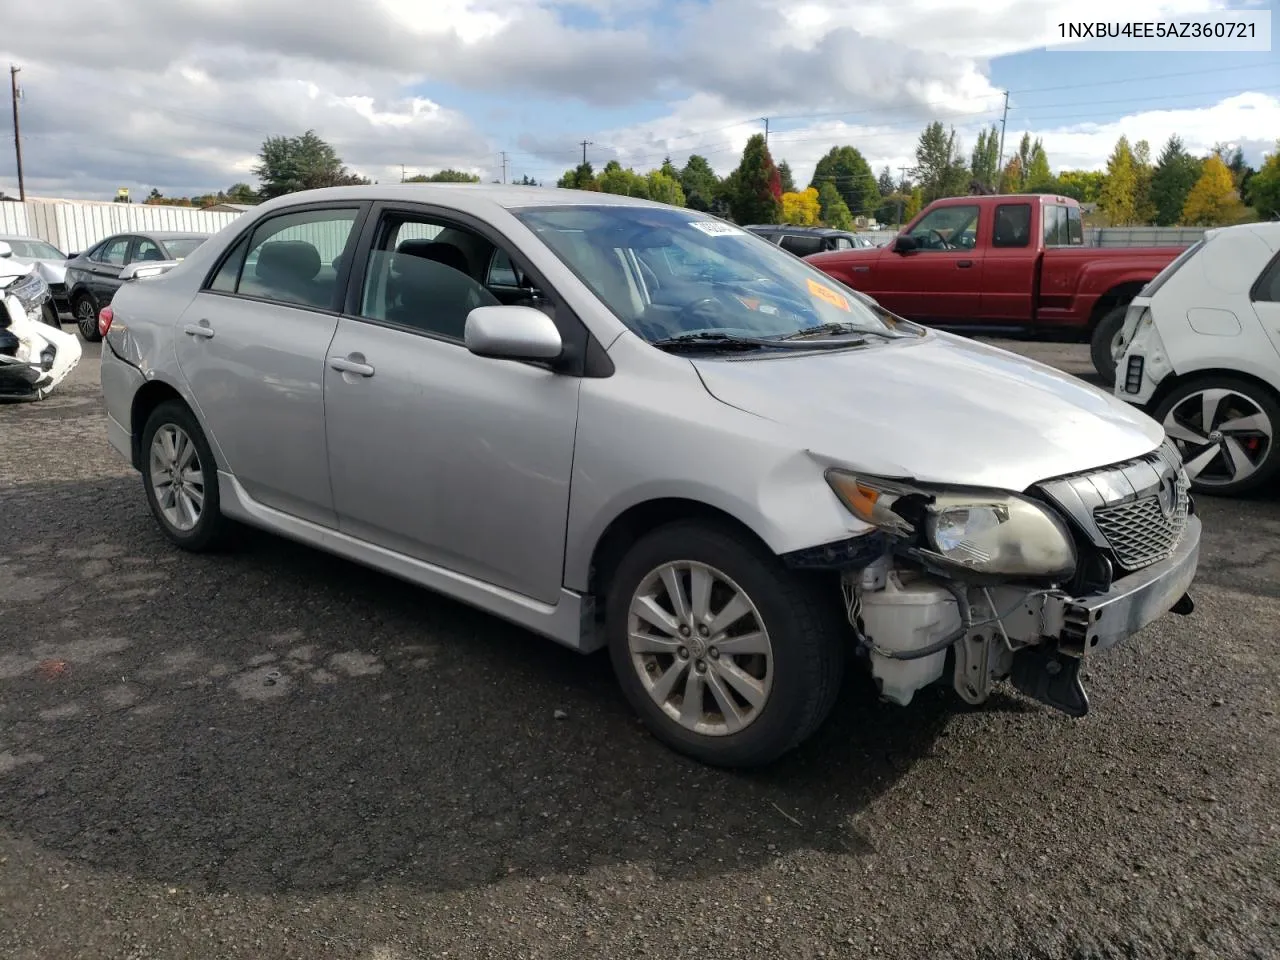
[
  {"xmin": 64, "ymin": 231, "xmax": 209, "ymax": 341},
  {"xmin": 745, "ymin": 224, "xmax": 882, "ymax": 256}
]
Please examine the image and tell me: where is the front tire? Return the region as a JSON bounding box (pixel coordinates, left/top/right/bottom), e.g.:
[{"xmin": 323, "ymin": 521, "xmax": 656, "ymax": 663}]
[
  {"xmin": 605, "ymin": 521, "xmax": 846, "ymax": 768},
  {"xmin": 1153, "ymin": 375, "xmax": 1280, "ymax": 497},
  {"xmin": 73, "ymin": 293, "xmax": 102, "ymax": 341},
  {"xmin": 1090, "ymin": 305, "xmax": 1126, "ymax": 386},
  {"xmin": 140, "ymin": 400, "xmax": 232, "ymax": 551}
]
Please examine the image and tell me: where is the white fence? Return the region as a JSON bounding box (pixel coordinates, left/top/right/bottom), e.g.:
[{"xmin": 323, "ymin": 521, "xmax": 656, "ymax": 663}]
[{"xmin": 0, "ymin": 199, "xmax": 243, "ymax": 255}]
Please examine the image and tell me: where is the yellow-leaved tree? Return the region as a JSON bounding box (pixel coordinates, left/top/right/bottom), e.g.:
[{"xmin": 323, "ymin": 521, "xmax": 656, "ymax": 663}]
[
  {"xmin": 1181, "ymin": 154, "xmax": 1247, "ymax": 226},
  {"xmin": 780, "ymin": 187, "xmax": 821, "ymax": 225}
]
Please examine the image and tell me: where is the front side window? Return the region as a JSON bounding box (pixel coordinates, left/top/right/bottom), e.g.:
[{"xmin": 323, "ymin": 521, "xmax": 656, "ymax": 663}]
[
  {"xmin": 992, "ymin": 204, "xmax": 1032, "ymax": 248},
  {"xmin": 234, "ymin": 208, "xmax": 360, "ymax": 310},
  {"xmin": 907, "ymin": 205, "xmax": 979, "ymax": 250},
  {"xmin": 358, "ymin": 214, "xmax": 501, "ymax": 340},
  {"xmin": 512, "ymin": 205, "xmax": 904, "ymax": 343},
  {"xmin": 94, "ymin": 238, "xmax": 130, "ymax": 266}
]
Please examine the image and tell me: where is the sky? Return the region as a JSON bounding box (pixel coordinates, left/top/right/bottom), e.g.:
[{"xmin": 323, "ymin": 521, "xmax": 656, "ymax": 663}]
[{"xmin": 1, "ymin": 0, "xmax": 1277, "ymax": 201}]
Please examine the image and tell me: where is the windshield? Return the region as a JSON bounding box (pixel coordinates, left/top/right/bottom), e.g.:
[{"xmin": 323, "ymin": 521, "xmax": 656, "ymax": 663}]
[
  {"xmin": 512, "ymin": 205, "xmax": 904, "ymax": 343},
  {"xmin": 161, "ymin": 238, "xmax": 207, "ymax": 260},
  {"xmin": 4, "ymin": 238, "xmax": 65, "ymax": 259}
]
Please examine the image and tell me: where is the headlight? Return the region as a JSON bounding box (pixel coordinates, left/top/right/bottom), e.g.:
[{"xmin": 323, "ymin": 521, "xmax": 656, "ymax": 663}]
[
  {"xmin": 8, "ymin": 272, "xmax": 51, "ymax": 315},
  {"xmin": 825, "ymin": 470, "xmax": 1076, "ymax": 579}
]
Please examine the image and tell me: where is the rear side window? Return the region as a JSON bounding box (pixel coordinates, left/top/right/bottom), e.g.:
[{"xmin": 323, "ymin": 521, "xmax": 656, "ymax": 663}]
[
  {"xmin": 992, "ymin": 204, "xmax": 1031, "ymax": 248},
  {"xmin": 1250, "ymin": 250, "xmax": 1280, "ymax": 303},
  {"xmin": 208, "ymin": 234, "xmax": 251, "ymax": 292},
  {"xmin": 232, "ymin": 208, "xmax": 360, "ymax": 311},
  {"xmin": 1066, "ymin": 205, "xmax": 1084, "ymax": 245},
  {"xmin": 779, "ymin": 234, "xmax": 824, "ymax": 257},
  {"xmin": 1141, "ymin": 239, "xmax": 1205, "ymax": 297},
  {"xmin": 1042, "ymin": 205, "xmax": 1069, "ymax": 246}
]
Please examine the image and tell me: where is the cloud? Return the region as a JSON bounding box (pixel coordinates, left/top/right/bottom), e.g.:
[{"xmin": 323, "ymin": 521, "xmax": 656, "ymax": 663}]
[{"xmin": 0, "ymin": 0, "xmax": 1270, "ymax": 200}]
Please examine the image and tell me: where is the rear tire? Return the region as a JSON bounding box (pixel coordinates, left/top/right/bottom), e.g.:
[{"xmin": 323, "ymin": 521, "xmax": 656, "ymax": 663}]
[
  {"xmin": 73, "ymin": 294, "xmax": 102, "ymax": 342},
  {"xmin": 140, "ymin": 400, "xmax": 232, "ymax": 551},
  {"xmin": 605, "ymin": 521, "xmax": 846, "ymax": 768},
  {"xmin": 1090, "ymin": 305, "xmax": 1126, "ymax": 386}
]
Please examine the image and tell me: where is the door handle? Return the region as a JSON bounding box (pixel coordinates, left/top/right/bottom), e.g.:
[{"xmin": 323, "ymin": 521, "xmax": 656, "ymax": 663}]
[
  {"xmin": 328, "ymin": 355, "xmax": 375, "ymax": 378},
  {"xmin": 183, "ymin": 321, "xmax": 215, "ymax": 339},
  {"xmin": 957, "ymin": 260, "xmax": 973, "ymax": 268}
]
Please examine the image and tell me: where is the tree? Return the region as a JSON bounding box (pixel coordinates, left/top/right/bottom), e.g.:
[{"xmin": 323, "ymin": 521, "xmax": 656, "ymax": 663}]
[
  {"xmin": 406, "ymin": 169, "xmax": 480, "ymax": 183},
  {"xmin": 679, "ymin": 154, "xmax": 721, "ymax": 212},
  {"xmin": 1024, "ymin": 140, "xmax": 1055, "ymax": 192},
  {"xmin": 1098, "ymin": 136, "xmax": 1138, "ymax": 226},
  {"xmin": 781, "ymin": 187, "xmax": 822, "ymax": 225},
  {"xmin": 777, "ymin": 160, "xmax": 797, "ymax": 194},
  {"xmin": 1055, "ymin": 169, "xmax": 1105, "ymax": 203},
  {"xmin": 660, "ymin": 157, "xmax": 680, "ymax": 180},
  {"xmin": 646, "ymin": 169, "xmax": 685, "ymax": 206},
  {"xmin": 598, "ymin": 160, "xmax": 652, "ymax": 198},
  {"xmin": 875, "ymin": 167, "xmax": 900, "ymax": 223},
  {"xmin": 810, "ymin": 145, "xmax": 879, "ymax": 219},
  {"xmin": 903, "ymin": 186, "xmax": 924, "ymax": 221},
  {"xmin": 998, "ymin": 157, "xmax": 1023, "ymax": 194},
  {"xmin": 1149, "ymin": 136, "xmax": 1202, "ymax": 225},
  {"xmin": 557, "ymin": 162, "xmax": 599, "ymax": 190},
  {"xmin": 1247, "ymin": 140, "xmax": 1280, "ymax": 220},
  {"xmin": 970, "ymin": 125, "xmax": 1002, "ymax": 191},
  {"xmin": 729, "ymin": 133, "xmax": 783, "ymax": 224},
  {"xmin": 225, "ymin": 182, "xmax": 257, "ymax": 203},
  {"xmin": 1182, "ymin": 154, "xmax": 1247, "ymax": 226},
  {"xmin": 146, "ymin": 188, "xmax": 164, "ymax": 203},
  {"xmin": 913, "ymin": 122, "xmax": 968, "ymax": 202},
  {"xmin": 516, "ymin": 174, "xmax": 540, "ymax": 186},
  {"xmin": 1128, "ymin": 140, "xmax": 1157, "ymax": 225},
  {"xmin": 253, "ymin": 130, "xmax": 369, "ymax": 199},
  {"xmin": 816, "ymin": 181, "xmax": 853, "ymax": 229}
]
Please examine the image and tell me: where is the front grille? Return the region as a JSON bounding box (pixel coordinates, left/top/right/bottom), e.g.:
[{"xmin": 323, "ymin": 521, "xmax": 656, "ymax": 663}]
[{"xmin": 1093, "ymin": 476, "xmax": 1189, "ymax": 571}]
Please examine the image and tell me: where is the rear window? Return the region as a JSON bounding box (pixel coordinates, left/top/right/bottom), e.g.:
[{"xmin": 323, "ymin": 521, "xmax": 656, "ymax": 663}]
[
  {"xmin": 779, "ymin": 234, "xmax": 825, "ymax": 257},
  {"xmin": 1141, "ymin": 239, "xmax": 1205, "ymax": 297}
]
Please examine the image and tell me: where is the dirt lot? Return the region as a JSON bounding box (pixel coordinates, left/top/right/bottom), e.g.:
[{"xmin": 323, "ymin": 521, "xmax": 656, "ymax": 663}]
[{"xmin": 1, "ymin": 340, "xmax": 1277, "ymax": 960}]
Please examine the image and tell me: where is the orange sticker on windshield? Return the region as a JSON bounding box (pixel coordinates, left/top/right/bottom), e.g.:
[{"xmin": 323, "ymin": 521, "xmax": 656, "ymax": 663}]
[{"xmin": 806, "ymin": 278, "xmax": 851, "ymax": 312}]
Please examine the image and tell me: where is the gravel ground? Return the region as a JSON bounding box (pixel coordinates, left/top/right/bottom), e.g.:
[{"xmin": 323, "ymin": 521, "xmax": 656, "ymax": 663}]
[{"xmin": 0, "ymin": 339, "xmax": 1277, "ymax": 960}]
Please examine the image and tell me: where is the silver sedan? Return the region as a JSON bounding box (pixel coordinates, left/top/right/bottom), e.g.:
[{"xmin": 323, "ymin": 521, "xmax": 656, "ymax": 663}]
[{"xmin": 99, "ymin": 185, "xmax": 1201, "ymax": 767}]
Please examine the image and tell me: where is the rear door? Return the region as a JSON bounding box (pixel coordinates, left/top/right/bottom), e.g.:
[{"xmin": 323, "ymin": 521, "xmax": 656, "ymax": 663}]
[
  {"xmin": 88, "ymin": 236, "xmax": 130, "ymax": 303},
  {"xmin": 980, "ymin": 200, "xmax": 1037, "ymax": 321}
]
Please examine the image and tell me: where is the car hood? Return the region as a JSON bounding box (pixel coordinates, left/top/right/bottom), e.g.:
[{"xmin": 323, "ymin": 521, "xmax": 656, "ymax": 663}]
[
  {"xmin": 13, "ymin": 257, "xmax": 67, "ymax": 285},
  {"xmin": 691, "ymin": 332, "xmax": 1164, "ymax": 491}
]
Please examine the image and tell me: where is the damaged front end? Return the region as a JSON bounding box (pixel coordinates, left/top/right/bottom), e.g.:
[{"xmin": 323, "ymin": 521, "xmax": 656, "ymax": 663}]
[
  {"xmin": 785, "ymin": 439, "xmax": 1201, "ymax": 717},
  {"xmin": 0, "ymin": 277, "xmax": 82, "ymax": 401}
]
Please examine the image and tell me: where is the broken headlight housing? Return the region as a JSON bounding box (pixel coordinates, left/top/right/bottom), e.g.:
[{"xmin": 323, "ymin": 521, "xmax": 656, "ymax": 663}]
[
  {"xmin": 6, "ymin": 272, "xmax": 51, "ymax": 318},
  {"xmin": 824, "ymin": 470, "xmax": 1077, "ymax": 580}
]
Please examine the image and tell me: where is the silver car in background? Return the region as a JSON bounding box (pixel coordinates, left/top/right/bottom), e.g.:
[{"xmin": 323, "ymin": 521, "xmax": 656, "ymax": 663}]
[{"xmin": 99, "ymin": 185, "xmax": 1201, "ymax": 767}]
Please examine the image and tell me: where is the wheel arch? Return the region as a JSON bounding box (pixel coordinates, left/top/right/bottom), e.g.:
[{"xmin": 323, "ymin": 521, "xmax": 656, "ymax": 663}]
[
  {"xmin": 1088, "ymin": 281, "xmax": 1147, "ymax": 331},
  {"xmin": 127, "ymin": 376, "xmax": 223, "ymax": 472},
  {"xmin": 1148, "ymin": 364, "xmax": 1280, "ymax": 415}
]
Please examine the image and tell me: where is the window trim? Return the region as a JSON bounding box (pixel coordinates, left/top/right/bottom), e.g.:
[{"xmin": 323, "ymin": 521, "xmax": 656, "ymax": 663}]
[
  {"xmin": 197, "ymin": 200, "xmax": 372, "ymax": 316},
  {"xmin": 1065, "ymin": 205, "xmax": 1084, "ymax": 246},
  {"xmin": 340, "ymin": 200, "xmax": 609, "ymax": 379},
  {"xmin": 1248, "ymin": 248, "xmax": 1280, "ymax": 304},
  {"xmin": 907, "ymin": 203, "xmax": 981, "ymax": 250},
  {"xmin": 992, "ymin": 202, "xmax": 1033, "ymax": 249}
]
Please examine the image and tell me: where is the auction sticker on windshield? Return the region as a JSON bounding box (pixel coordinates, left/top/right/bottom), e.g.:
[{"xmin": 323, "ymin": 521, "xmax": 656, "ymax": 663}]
[
  {"xmin": 688, "ymin": 221, "xmax": 745, "ymax": 236},
  {"xmin": 806, "ymin": 278, "xmax": 851, "ymax": 312}
]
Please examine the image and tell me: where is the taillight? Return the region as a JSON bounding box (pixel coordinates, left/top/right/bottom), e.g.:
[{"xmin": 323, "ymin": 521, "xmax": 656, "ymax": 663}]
[{"xmin": 98, "ymin": 305, "xmax": 114, "ymax": 337}]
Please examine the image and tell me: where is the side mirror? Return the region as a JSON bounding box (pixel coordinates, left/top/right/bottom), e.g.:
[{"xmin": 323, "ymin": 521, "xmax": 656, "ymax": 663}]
[
  {"xmin": 0, "ymin": 241, "xmax": 11, "ymax": 258},
  {"xmin": 892, "ymin": 236, "xmax": 917, "ymax": 254},
  {"xmin": 120, "ymin": 260, "xmax": 180, "ymax": 281},
  {"xmin": 465, "ymin": 304, "xmax": 563, "ymax": 362}
]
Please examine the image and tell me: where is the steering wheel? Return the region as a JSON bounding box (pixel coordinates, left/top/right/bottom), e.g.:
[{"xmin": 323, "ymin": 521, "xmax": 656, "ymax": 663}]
[
  {"xmin": 929, "ymin": 228, "xmax": 953, "ymax": 250},
  {"xmin": 679, "ymin": 294, "xmax": 732, "ymax": 331}
]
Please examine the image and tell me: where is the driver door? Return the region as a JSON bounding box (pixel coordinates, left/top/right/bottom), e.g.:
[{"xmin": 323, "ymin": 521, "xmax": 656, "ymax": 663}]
[{"xmin": 875, "ymin": 203, "xmax": 986, "ymax": 323}]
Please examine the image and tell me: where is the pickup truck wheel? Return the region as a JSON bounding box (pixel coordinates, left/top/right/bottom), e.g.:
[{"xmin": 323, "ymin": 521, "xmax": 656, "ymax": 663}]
[
  {"xmin": 141, "ymin": 400, "xmax": 233, "ymax": 551},
  {"xmin": 605, "ymin": 521, "xmax": 846, "ymax": 768},
  {"xmin": 1089, "ymin": 306, "xmax": 1126, "ymax": 386},
  {"xmin": 74, "ymin": 294, "xmax": 102, "ymax": 342},
  {"xmin": 1153, "ymin": 376, "xmax": 1280, "ymax": 497}
]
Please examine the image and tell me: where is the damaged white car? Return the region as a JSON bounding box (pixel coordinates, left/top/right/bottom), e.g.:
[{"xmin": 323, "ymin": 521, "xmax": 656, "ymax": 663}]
[
  {"xmin": 0, "ymin": 241, "xmax": 81, "ymax": 401},
  {"xmin": 100, "ymin": 187, "xmax": 1201, "ymax": 767}
]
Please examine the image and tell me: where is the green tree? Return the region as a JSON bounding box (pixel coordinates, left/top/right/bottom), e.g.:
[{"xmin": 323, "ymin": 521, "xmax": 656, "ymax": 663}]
[
  {"xmin": 557, "ymin": 162, "xmax": 599, "ymax": 190},
  {"xmin": 1024, "ymin": 140, "xmax": 1055, "ymax": 191},
  {"xmin": 1149, "ymin": 136, "xmax": 1202, "ymax": 225},
  {"xmin": 407, "ymin": 169, "xmax": 481, "ymax": 183},
  {"xmin": 659, "ymin": 156, "xmax": 680, "ymax": 180},
  {"xmin": 903, "ymin": 186, "xmax": 924, "ymax": 221},
  {"xmin": 1131, "ymin": 140, "xmax": 1157, "ymax": 224},
  {"xmin": 679, "ymin": 154, "xmax": 721, "ymax": 212},
  {"xmin": 1098, "ymin": 136, "xmax": 1138, "ymax": 226},
  {"xmin": 253, "ymin": 130, "xmax": 369, "ymax": 199},
  {"xmin": 516, "ymin": 174, "xmax": 540, "ymax": 186},
  {"xmin": 1182, "ymin": 154, "xmax": 1247, "ymax": 226},
  {"xmin": 810, "ymin": 145, "xmax": 880, "ymax": 219},
  {"xmin": 970, "ymin": 125, "xmax": 1002, "ymax": 191},
  {"xmin": 875, "ymin": 167, "xmax": 900, "ymax": 223},
  {"xmin": 817, "ymin": 181, "xmax": 853, "ymax": 229},
  {"xmin": 913, "ymin": 122, "xmax": 968, "ymax": 202},
  {"xmin": 225, "ymin": 182, "xmax": 257, "ymax": 203},
  {"xmin": 729, "ymin": 133, "xmax": 783, "ymax": 224},
  {"xmin": 1247, "ymin": 140, "xmax": 1280, "ymax": 220},
  {"xmin": 777, "ymin": 160, "xmax": 797, "ymax": 194},
  {"xmin": 646, "ymin": 169, "xmax": 686, "ymax": 206},
  {"xmin": 598, "ymin": 160, "xmax": 650, "ymax": 198},
  {"xmin": 1055, "ymin": 169, "xmax": 1105, "ymax": 203}
]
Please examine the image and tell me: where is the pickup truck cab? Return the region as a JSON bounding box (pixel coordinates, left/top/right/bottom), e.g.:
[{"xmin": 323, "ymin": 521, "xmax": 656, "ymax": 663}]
[{"xmin": 805, "ymin": 194, "xmax": 1185, "ymax": 383}]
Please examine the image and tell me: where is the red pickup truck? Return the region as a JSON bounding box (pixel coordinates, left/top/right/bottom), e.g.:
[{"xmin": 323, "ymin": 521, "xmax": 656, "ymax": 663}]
[{"xmin": 804, "ymin": 194, "xmax": 1185, "ymax": 383}]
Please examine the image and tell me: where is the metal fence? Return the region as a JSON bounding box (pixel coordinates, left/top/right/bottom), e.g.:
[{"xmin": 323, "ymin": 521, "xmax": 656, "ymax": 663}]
[
  {"xmin": 1089, "ymin": 226, "xmax": 1207, "ymax": 247},
  {"xmin": 0, "ymin": 199, "xmax": 243, "ymax": 255}
]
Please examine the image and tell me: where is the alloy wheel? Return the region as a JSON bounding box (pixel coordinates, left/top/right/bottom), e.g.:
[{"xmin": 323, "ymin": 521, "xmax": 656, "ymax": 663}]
[
  {"xmin": 75, "ymin": 299, "xmax": 96, "ymax": 338},
  {"xmin": 148, "ymin": 423, "xmax": 205, "ymax": 531},
  {"xmin": 1163, "ymin": 387, "xmax": 1273, "ymax": 488},
  {"xmin": 627, "ymin": 561, "xmax": 773, "ymax": 736}
]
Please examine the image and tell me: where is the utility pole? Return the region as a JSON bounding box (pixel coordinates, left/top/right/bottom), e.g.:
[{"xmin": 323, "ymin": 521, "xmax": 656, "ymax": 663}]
[
  {"xmin": 579, "ymin": 140, "xmax": 592, "ymax": 165},
  {"xmin": 10, "ymin": 65, "xmax": 24, "ymax": 202},
  {"xmin": 762, "ymin": 117, "xmax": 769, "ymax": 145},
  {"xmin": 996, "ymin": 90, "xmax": 1009, "ymax": 191},
  {"xmin": 499, "ymin": 150, "xmax": 508, "ymax": 184},
  {"xmin": 400, "ymin": 164, "xmax": 406, "ymax": 183},
  {"xmin": 896, "ymin": 166, "xmax": 911, "ymax": 228}
]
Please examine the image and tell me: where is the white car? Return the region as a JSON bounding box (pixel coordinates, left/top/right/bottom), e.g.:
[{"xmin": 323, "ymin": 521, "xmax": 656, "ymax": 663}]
[
  {"xmin": 1115, "ymin": 221, "xmax": 1280, "ymax": 497},
  {"xmin": 0, "ymin": 241, "xmax": 82, "ymax": 401}
]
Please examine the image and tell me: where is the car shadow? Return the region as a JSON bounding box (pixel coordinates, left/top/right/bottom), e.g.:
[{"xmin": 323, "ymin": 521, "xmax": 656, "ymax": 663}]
[{"xmin": 0, "ymin": 477, "xmax": 968, "ymax": 896}]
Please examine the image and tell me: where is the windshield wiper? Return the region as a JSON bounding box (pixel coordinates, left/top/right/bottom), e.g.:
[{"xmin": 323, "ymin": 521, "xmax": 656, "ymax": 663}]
[
  {"xmin": 779, "ymin": 322, "xmax": 897, "ymax": 341},
  {"xmin": 650, "ymin": 331, "xmax": 862, "ymax": 352}
]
